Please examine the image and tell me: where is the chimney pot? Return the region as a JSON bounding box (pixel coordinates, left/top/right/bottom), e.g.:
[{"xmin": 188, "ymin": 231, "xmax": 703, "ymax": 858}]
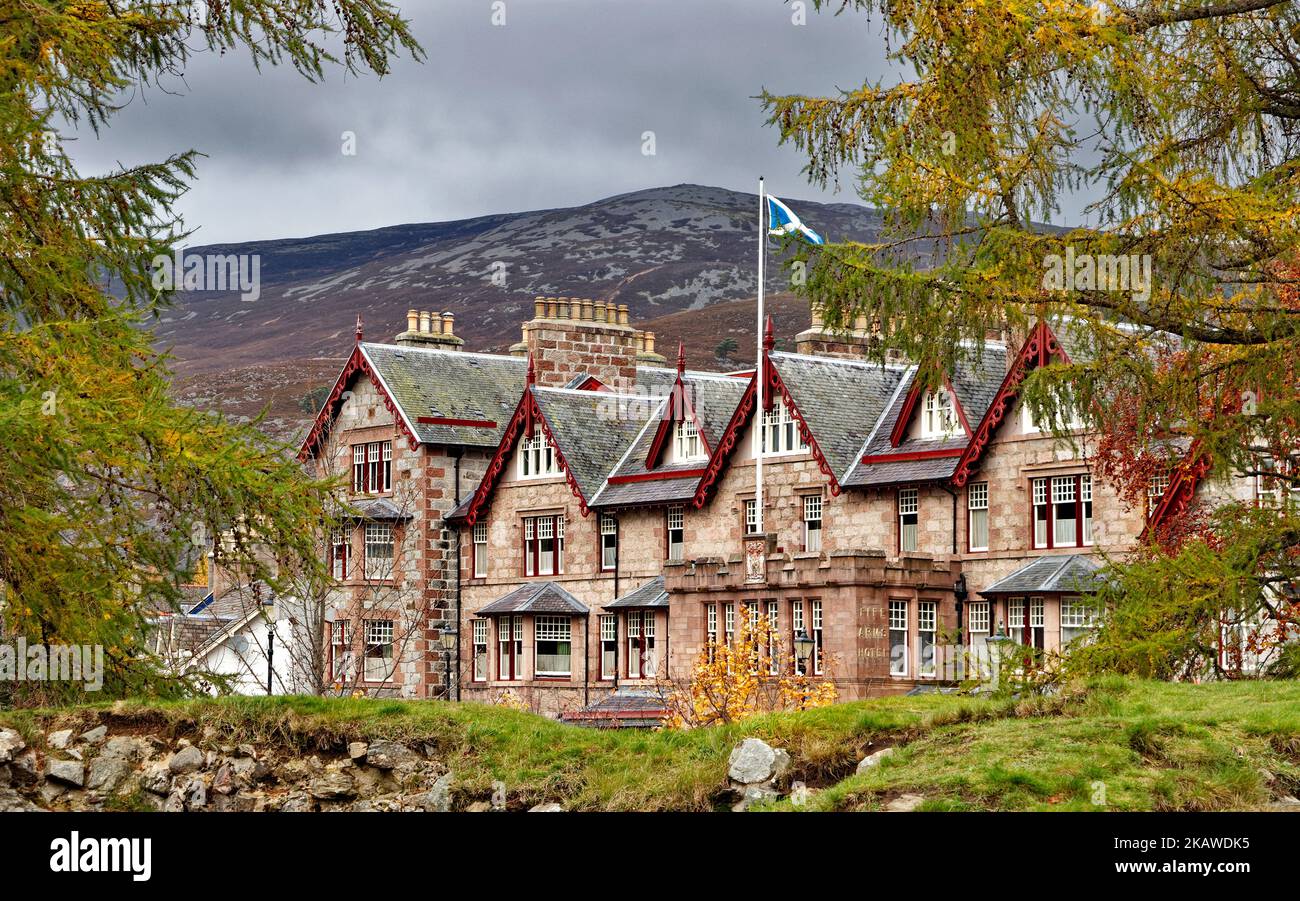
[
  {"xmin": 441, "ymin": 312, "xmax": 454, "ymax": 335},
  {"xmin": 645, "ymin": 331, "xmax": 656, "ymax": 354},
  {"xmin": 406, "ymin": 309, "xmax": 419, "ymax": 333},
  {"xmin": 618, "ymin": 304, "xmax": 629, "ymax": 326},
  {"xmin": 546, "ymin": 297, "xmax": 558, "ymax": 319},
  {"xmin": 534, "ymin": 296, "xmax": 546, "ymax": 319},
  {"xmin": 419, "ymin": 311, "xmax": 432, "ymax": 334},
  {"xmin": 595, "ymin": 300, "xmax": 607, "ymax": 321}
]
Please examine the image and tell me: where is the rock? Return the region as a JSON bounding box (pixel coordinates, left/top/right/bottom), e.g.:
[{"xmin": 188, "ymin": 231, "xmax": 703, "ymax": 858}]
[
  {"xmin": 728, "ymin": 738, "xmax": 786, "ymax": 785},
  {"xmin": 237, "ymin": 744, "xmax": 257, "ymax": 758},
  {"xmin": 168, "ymin": 745, "xmax": 205, "ymax": 775},
  {"xmin": 404, "ymin": 773, "xmax": 453, "ymax": 812},
  {"xmin": 86, "ymin": 757, "xmax": 133, "ymax": 793},
  {"xmin": 11, "ymin": 750, "xmax": 39, "ymax": 784},
  {"xmin": 212, "ymin": 763, "xmax": 235, "ymax": 795},
  {"xmin": 47, "ymin": 729, "xmax": 73, "ymax": 751},
  {"xmin": 0, "ymin": 787, "xmax": 41, "ymax": 812},
  {"xmin": 465, "ymin": 800, "xmax": 493, "ymax": 813},
  {"xmin": 231, "ymin": 756, "xmax": 271, "ymax": 785},
  {"xmin": 65, "ymin": 748, "xmax": 84, "ymax": 761},
  {"xmin": 885, "ymin": 793, "xmax": 925, "ymax": 812},
  {"xmin": 308, "ymin": 771, "xmax": 356, "ymax": 801},
  {"xmin": 140, "ymin": 763, "xmax": 172, "ymax": 795},
  {"xmin": 184, "ymin": 777, "xmax": 207, "ymax": 810},
  {"xmin": 164, "ymin": 788, "xmax": 185, "ymax": 813},
  {"xmin": 0, "ymin": 765, "xmax": 9, "ymax": 788},
  {"xmin": 39, "ymin": 782, "xmax": 67, "ymax": 805},
  {"xmin": 528, "ymin": 802, "xmax": 564, "ymax": 812},
  {"xmin": 46, "ymin": 759, "xmax": 85, "ymax": 787},
  {"xmin": 731, "ymin": 784, "xmax": 781, "ymax": 812},
  {"xmin": 348, "ymin": 741, "xmax": 368, "ymax": 761},
  {"xmin": 78, "ymin": 725, "xmax": 108, "ymax": 746},
  {"xmin": 279, "ymin": 792, "xmax": 314, "ymax": 813},
  {"xmin": 351, "ymin": 799, "xmax": 401, "ymax": 812},
  {"xmin": 365, "ymin": 740, "xmax": 419, "ymax": 770},
  {"xmin": 100, "ymin": 736, "xmax": 145, "ymax": 762},
  {"xmin": 0, "ymin": 728, "xmax": 25, "ymax": 764},
  {"xmin": 856, "ymin": 747, "xmax": 896, "ymax": 774}
]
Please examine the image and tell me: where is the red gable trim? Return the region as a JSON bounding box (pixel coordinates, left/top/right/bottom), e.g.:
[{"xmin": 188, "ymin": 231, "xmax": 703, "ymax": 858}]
[
  {"xmin": 608, "ymin": 468, "xmax": 707, "ymax": 485},
  {"xmin": 416, "ymin": 416, "xmax": 498, "ymax": 428},
  {"xmin": 1142, "ymin": 441, "xmax": 1211, "ymax": 539},
  {"xmin": 644, "ymin": 377, "xmax": 712, "ymax": 470},
  {"xmin": 298, "ymin": 345, "xmax": 421, "ymax": 461},
  {"xmin": 951, "ymin": 321, "xmax": 1071, "ymax": 488},
  {"xmin": 462, "ymin": 387, "xmax": 591, "ymax": 527},
  {"xmin": 691, "ymin": 357, "xmax": 841, "ymax": 508}
]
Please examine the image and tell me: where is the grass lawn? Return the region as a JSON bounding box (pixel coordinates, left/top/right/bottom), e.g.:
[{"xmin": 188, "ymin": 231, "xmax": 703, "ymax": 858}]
[{"xmin": 3, "ymin": 677, "xmax": 1297, "ymax": 811}]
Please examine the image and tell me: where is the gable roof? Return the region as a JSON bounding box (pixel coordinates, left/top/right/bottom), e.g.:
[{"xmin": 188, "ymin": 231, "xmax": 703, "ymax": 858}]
[
  {"xmin": 979, "ymin": 554, "xmax": 1104, "ymax": 595},
  {"xmin": 477, "ymin": 581, "xmax": 590, "ymax": 615},
  {"xmin": 298, "ymin": 340, "xmax": 525, "ymax": 460}
]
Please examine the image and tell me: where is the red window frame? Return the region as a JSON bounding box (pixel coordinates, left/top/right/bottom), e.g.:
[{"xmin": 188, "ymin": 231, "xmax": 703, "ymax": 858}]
[{"xmin": 497, "ymin": 615, "xmax": 523, "ymax": 681}]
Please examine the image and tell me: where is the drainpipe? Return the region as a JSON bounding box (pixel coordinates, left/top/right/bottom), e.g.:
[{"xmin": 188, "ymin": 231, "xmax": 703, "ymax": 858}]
[
  {"xmin": 584, "ymin": 614, "xmax": 591, "ymax": 707},
  {"xmin": 452, "ymin": 448, "xmax": 463, "ymax": 702}
]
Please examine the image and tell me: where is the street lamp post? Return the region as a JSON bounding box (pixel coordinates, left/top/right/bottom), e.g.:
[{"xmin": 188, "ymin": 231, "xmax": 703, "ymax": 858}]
[{"xmin": 793, "ymin": 629, "xmax": 815, "ymax": 710}]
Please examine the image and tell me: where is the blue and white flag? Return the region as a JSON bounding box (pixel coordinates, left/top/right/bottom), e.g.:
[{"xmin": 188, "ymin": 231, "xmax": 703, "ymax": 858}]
[{"xmin": 767, "ymin": 195, "xmax": 825, "ymax": 245}]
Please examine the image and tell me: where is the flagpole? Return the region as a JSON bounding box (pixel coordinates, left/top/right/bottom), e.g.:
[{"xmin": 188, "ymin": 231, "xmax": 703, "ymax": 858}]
[{"xmin": 756, "ymin": 176, "xmax": 765, "ymax": 535}]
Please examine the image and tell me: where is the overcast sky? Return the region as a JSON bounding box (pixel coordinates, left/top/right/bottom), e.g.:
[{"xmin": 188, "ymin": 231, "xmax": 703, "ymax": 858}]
[{"xmin": 65, "ymin": 1, "xmax": 1080, "ymax": 246}]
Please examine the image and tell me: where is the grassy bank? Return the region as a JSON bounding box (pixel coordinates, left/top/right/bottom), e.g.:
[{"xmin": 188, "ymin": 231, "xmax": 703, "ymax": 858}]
[{"xmin": 3, "ymin": 678, "xmax": 1297, "ymax": 811}]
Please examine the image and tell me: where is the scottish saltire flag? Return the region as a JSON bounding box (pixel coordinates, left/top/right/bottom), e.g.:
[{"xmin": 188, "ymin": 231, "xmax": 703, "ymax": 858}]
[{"xmin": 767, "ymin": 195, "xmax": 825, "ymax": 245}]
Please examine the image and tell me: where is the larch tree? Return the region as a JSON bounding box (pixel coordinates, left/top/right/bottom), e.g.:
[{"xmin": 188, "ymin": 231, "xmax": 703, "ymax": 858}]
[
  {"xmin": 0, "ymin": 1, "xmax": 421, "ymax": 702},
  {"xmin": 763, "ymin": 1, "xmax": 1300, "ymax": 675}
]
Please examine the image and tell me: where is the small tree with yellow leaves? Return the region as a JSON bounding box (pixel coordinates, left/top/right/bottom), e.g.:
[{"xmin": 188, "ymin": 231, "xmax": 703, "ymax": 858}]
[{"xmin": 660, "ymin": 612, "xmax": 837, "ymax": 729}]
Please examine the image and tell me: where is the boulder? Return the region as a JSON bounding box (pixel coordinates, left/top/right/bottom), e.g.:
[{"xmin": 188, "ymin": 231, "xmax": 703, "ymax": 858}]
[
  {"xmin": 0, "ymin": 787, "xmax": 41, "ymax": 813},
  {"xmin": 168, "ymin": 745, "xmax": 205, "ymax": 775},
  {"xmin": 140, "ymin": 763, "xmax": 172, "ymax": 795},
  {"xmin": 727, "ymin": 738, "xmax": 788, "ymax": 785},
  {"xmin": 885, "ymin": 793, "xmax": 925, "ymax": 812},
  {"xmin": 231, "ymin": 756, "xmax": 271, "ymax": 785},
  {"xmin": 46, "ymin": 759, "xmax": 85, "ymax": 787},
  {"xmin": 308, "ymin": 771, "xmax": 356, "ymax": 801},
  {"xmin": 100, "ymin": 736, "xmax": 146, "ymax": 762},
  {"xmin": 11, "ymin": 750, "xmax": 39, "ymax": 784},
  {"xmin": 856, "ymin": 747, "xmax": 896, "ymax": 774},
  {"xmin": 47, "ymin": 729, "xmax": 73, "ymax": 751},
  {"xmin": 86, "ymin": 756, "xmax": 133, "ymax": 793},
  {"xmin": 364, "ymin": 740, "xmax": 418, "ymax": 770},
  {"xmin": 0, "ymin": 728, "xmax": 25, "ymax": 764},
  {"xmin": 404, "ymin": 772, "xmax": 453, "ymax": 812},
  {"xmin": 78, "ymin": 725, "xmax": 108, "ymax": 746},
  {"xmin": 731, "ymin": 783, "xmax": 781, "ymax": 812},
  {"xmin": 348, "ymin": 741, "xmax": 368, "ymax": 761}
]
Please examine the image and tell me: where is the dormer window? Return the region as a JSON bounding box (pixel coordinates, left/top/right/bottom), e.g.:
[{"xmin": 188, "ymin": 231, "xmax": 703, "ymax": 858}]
[
  {"xmin": 756, "ymin": 398, "xmax": 809, "ymax": 457},
  {"xmin": 519, "ymin": 433, "xmax": 562, "ymax": 479},
  {"xmin": 675, "ymin": 419, "xmax": 705, "ymax": 461},
  {"xmin": 921, "ymin": 391, "xmax": 957, "ymax": 438}
]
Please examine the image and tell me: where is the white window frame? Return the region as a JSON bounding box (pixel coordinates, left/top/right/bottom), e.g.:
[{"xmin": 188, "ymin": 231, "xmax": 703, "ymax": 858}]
[
  {"xmin": 674, "ymin": 419, "xmax": 705, "ymax": 462},
  {"xmin": 1060, "ymin": 597, "xmax": 1099, "ymax": 646},
  {"xmin": 791, "ymin": 600, "xmax": 806, "ymax": 675},
  {"xmin": 706, "ymin": 603, "xmax": 718, "ymax": 661},
  {"xmin": 667, "ymin": 505, "xmax": 685, "ymax": 562},
  {"xmin": 803, "ymin": 494, "xmax": 823, "ymax": 553},
  {"xmin": 363, "ymin": 522, "xmax": 394, "ymax": 580},
  {"xmin": 599, "ymin": 614, "xmax": 617, "ymax": 680},
  {"xmin": 363, "ymin": 619, "xmax": 394, "ymax": 683},
  {"xmin": 519, "ymin": 432, "xmax": 562, "ymax": 479},
  {"xmin": 889, "ymin": 600, "xmax": 908, "ymax": 677},
  {"xmin": 330, "ymin": 620, "xmax": 351, "ymax": 680},
  {"xmin": 967, "ymin": 481, "xmax": 989, "ymax": 552},
  {"xmin": 472, "ymin": 619, "xmax": 489, "ymax": 682},
  {"xmin": 1146, "ymin": 473, "xmax": 1170, "ymax": 518},
  {"xmin": 766, "ymin": 600, "xmax": 781, "ymax": 675},
  {"xmin": 600, "ymin": 514, "xmax": 618, "ymax": 571},
  {"xmin": 920, "ymin": 390, "xmax": 957, "ymax": 438},
  {"xmin": 898, "ymin": 488, "xmax": 919, "ymax": 553},
  {"xmin": 756, "ymin": 397, "xmax": 810, "ymax": 457},
  {"xmin": 472, "ymin": 521, "xmax": 488, "ymax": 578},
  {"xmin": 534, "ymin": 615, "xmax": 572, "ymax": 678},
  {"xmin": 917, "ymin": 600, "xmax": 937, "ymax": 678},
  {"xmin": 811, "ymin": 599, "xmax": 824, "ymax": 675},
  {"xmin": 523, "ymin": 514, "xmax": 564, "ymax": 576},
  {"xmin": 744, "ymin": 498, "xmax": 759, "ymax": 535}
]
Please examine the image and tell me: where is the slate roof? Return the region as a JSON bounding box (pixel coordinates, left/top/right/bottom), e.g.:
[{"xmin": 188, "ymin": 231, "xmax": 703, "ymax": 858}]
[
  {"xmin": 533, "ymin": 387, "xmax": 656, "ymax": 502},
  {"xmin": 979, "ymin": 554, "xmax": 1104, "ymax": 595},
  {"xmin": 590, "ymin": 372, "xmax": 747, "ymax": 508},
  {"xmin": 561, "ymin": 690, "xmax": 667, "ymax": 728},
  {"xmin": 604, "ymin": 576, "xmax": 669, "ymax": 609},
  {"xmin": 477, "ymin": 581, "xmax": 591, "ymax": 615},
  {"xmin": 347, "ymin": 497, "xmax": 413, "ymax": 521},
  {"xmin": 844, "ymin": 345, "xmax": 1008, "ymax": 488},
  {"xmin": 360, "ymin": 343, "xmax": 525, "ymax": 448},
  {"xmin": 771, "ymin": 352, "xmax": 908, "ymax": 482}
]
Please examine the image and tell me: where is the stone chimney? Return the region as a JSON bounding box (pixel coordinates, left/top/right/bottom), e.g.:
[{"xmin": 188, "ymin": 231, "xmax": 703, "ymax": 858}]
[
  {"xmin": 795, "ymin": 301, "xmax": 907, "ymax": 364},
  {"xmin": 394, "ymin": 308, "xmax": 464, "ymax": 350},
  {"xmin": 508, "ymin": 296, "xmax": 661, "ymax": 388}
]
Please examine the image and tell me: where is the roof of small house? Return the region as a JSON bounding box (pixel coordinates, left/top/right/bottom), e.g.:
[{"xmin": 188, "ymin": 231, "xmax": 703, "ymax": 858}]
[
  {"xmin": 978, "ymin": 554, "xmax": 1104, "ymax": 596},
  {"xmin": 476, "ymin": 581, "xmax": 591, "ymax": 616},
  {"xmin": 604, "ymin": 576, "xmax": 669, "ymax": 609}
]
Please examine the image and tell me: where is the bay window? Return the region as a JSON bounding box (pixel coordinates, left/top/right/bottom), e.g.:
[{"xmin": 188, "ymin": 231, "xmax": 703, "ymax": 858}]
[
  {"xmin": 472, "ymin": 521, "xmax": 488, "ymax": 578},
  {"xmin": 498, "ymin": 615, "xmax": 523, "ymax": 680},
  {"xmin": 967, "ymin": 482, "xmax": 989, "ymax": 551},
  {"xmin": 534, "ymin": 615, "xmax": 572, "ymax": 677},
  {"xmin": 472, "ymin": 619, "xmax": 488, "ymax": 682},
  {"xmin": 523, "ymin": 514, "xmax": 564, "ymax": 576},
  {"xmin": 1007, "ymin": 597, "xmax": 1045, "ymax": 649},
  {"xmin": 803, "ymin": 494, "xmax": 823, "ymax": 552},
  {"xmin": 600, "ymin": 614, "xmax": 617, "ymax": 679},
  {"xmin": 1031, "ymin": 475, "xmax": 1093, "ymax": 548},
  {"xmin": 898, "ymin": 488, "xmax": 919, "ymax": 552},
  {"xmin": 363, "ymin": 523, "xmax": 394, "ymax": 580},
  {"xmin": 918, "ymin": 601, "xmax": 937, "ymax": 677},
  {"xmin": 600, "ymin": 514, "xmax": 618, "ymax": 571},
  {"xmin": 1060, "ymin": 598, "xmax": 1099, "ymax": 645},
  {"xmin": 363, "ymin": 619, "xmax": 393, "ymax": 682},
  {"xmin": 889, "ymin": 600, "xmax": 908, "ymax": 676},
  {"xmin": 968, "ymin": 601, "xmax": 990, "ymax": 647}
]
